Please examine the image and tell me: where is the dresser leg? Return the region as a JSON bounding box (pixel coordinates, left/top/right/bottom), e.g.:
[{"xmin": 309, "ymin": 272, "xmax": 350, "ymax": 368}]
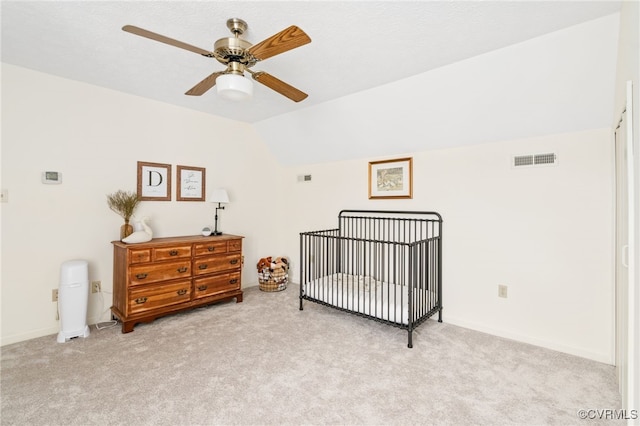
[
  {"xmin": 236, "ymin": 292, "xmax": 243, "ymax": 303},
  {"xmin": 121, "ymin": 321, "xmax": 135, "ymax": 333}
]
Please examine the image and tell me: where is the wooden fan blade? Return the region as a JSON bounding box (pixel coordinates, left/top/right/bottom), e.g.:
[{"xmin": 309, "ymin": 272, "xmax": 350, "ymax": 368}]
[
  {"xmin": 251, "ymin": 72, "xmax": 308, "ymax": 102},
  {"xmin": 247, "ymin": 26, "xmax": 311, "ymax": 61},
  {"xmin": 185, "ymin": 72, "xmax": 225, "ymax": 96},
  {"xmin": 122, "ymin": 25, "xmax": 211, "ymax": 56}
]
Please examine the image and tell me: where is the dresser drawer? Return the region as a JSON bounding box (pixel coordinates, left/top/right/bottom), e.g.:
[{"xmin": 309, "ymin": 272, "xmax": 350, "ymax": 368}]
[
  {"xmin": 130, "ymin": 260, "xmax": 191, "ymax": 285},
  {"xmin": 128, "ymin": 280, "xmax": 191, "ymax": 314},
  {"xmin": 228, "ymin": 239, "xmax": 242, "ymax": 252},
  {"xmin": 153, "ymin": 245, "xmax": 192, "ymax": 261},
  {"xmin": 130, "ymin": 249, "xmax": 151, "ymax": 264},
  {"xmin": 193, "ymin": 253, "xmax": 241, "ymax": 276},
  {"xmin": 193, "ymin": 272, "xmax": 241, "ymax": 299},
  {"xmin": 194, "ymin": 241, "xmax": 227, "ymax": 257}
]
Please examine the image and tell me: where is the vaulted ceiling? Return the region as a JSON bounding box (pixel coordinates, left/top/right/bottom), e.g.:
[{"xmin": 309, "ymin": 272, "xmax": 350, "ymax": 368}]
[{"xmin": 1, "ymin": 1, "xmax": 622, "ymax": 165}]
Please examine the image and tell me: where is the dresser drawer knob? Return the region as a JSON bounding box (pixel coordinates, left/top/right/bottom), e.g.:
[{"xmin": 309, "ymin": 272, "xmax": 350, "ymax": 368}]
[
  {"xmin": 230, "ymin": 259, "xmax": 239, "ymax": 265},
  {"xmin": 169, "ymin": 250, "xmax": 179, "ymax": 256},
  {"xmin": 177, "ymin": 267, "xmax": 188, "ymax": 273},
  {"xmin": 135, "ymin": 297, "xmax": 147, "ymax": 304},
  {"xmin": 229, "ymin": 279, "xmax": 238, "ymax": 284},
  {"xmin": 207, "ymin": 246, "xmax": 216, "ymax": 252},
  {"xmin": 135, "ymin": 273, "xmax": 148, "ymax": 280},
  {"xmin": 177, "ymin": 289, "xmax": 188, "ymax": 296},
  {"xmin": 197, "ymin": 285, "xmax": 208, "ymax": 291},
  {"xmin": 198, "ymin": 264, "xmax": 208, "ymax": 270}
]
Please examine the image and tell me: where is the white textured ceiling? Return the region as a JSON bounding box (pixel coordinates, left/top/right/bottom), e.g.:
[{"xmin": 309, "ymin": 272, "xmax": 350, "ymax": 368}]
[{"xmin": 1, "ymin": 1, "xmax": 622, "ymax": 124}]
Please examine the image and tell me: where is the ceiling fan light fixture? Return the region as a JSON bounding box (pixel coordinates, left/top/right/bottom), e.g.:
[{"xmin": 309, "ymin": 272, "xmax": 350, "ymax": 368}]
[{"xmin": 216, "ymin": 73, "xmax": 253, "ymax": 101}]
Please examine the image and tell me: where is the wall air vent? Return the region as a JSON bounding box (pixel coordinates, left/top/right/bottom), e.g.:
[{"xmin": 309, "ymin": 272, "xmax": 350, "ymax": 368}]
[
  {"xmin": 514, "ymin": 155, "xmax": 534, "ymax": 167},
  {"xmin": 534, "ymin": 153, "xmax": 556, "ymax": 165},
  {"xmin": 512, "ymin": 153, "xmax": 557, "ymax": 168},
  {"xmin": 297, "ymin": 174, "xmax": 312, "ymax": 183}
]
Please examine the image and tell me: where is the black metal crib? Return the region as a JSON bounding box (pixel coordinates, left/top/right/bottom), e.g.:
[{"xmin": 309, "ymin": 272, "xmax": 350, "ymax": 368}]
[{"xmin": 299, "ymin": 210, "xmax": 443, "ymax": 348}]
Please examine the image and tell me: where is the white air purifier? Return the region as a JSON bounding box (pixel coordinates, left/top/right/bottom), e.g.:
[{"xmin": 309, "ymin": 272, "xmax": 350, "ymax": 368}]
[{"xmin": 57, "ymin": 260, "xmax": 91, "ymax": 343}]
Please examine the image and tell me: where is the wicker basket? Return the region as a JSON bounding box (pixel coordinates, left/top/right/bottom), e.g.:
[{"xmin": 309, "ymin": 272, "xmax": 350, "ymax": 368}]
[{"xmin": 258, "ymin": 266, "xmax": 288, "ymax": 292}]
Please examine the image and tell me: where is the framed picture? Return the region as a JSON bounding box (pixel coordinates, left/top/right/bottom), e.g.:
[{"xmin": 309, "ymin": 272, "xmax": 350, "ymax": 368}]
[
  {"xmin": 368, "ymin": 157, "xmax": 413, "ymax": 199},
  {"xmin": 137, "ymin": 161, "xmax": 171, "ymax": 201},
  {"xmin": 176, "ymin": 165, "xmax": 206, "ymax": 201}
]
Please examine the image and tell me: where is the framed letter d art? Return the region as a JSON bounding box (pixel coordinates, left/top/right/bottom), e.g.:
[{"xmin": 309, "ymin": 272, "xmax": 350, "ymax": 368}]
[
  {"xmin": 137, "ymin": 161, "xmax": 171, "ymax": 201},
  {"xmin": 368, "ymin": 157, "xmax": 413, "ymax": 199}
]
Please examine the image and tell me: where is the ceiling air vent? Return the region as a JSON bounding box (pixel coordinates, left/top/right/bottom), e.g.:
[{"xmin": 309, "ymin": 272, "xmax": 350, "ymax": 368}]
[{"xmin": 512, "ymin": 153, "xmax": 557, "ymax": 168}]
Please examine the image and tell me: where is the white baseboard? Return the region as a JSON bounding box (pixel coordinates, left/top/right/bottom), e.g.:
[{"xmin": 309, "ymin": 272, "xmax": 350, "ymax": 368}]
[
  {"xmin": 1, "ymin": 326, "xmax": 59, "ymax": 347},
  {"xmin": 444, "ymin": 316, "xmax": 614, "ymax": 365}
]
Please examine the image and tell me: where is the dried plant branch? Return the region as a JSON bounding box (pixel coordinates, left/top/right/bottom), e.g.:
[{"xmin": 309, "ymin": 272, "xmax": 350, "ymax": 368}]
[{"xmin": 107, "ymin": 190, "xmax": 140, "ymax": 221}]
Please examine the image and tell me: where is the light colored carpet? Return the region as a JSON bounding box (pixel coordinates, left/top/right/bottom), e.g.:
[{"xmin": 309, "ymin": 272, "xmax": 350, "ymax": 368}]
[{"xmin": 1, "ymin": 285, "xmax": 620, "ymax": 425}]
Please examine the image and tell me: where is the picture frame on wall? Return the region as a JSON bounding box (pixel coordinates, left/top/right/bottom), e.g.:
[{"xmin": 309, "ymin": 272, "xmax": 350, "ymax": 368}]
[
  {"xmin": 368, "ymin": 157, "xmax": 413, "ymax": 199},
  {"xmin": 176, "ymin": 165, "xmax": 206, "ymax": 202},
  {"xmin": 137, "ymin": 161, "xmax": 171, "ymax": 201}
]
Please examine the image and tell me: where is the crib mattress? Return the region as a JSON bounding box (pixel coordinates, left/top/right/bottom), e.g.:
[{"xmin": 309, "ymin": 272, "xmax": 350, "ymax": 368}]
[{"xmin": 303, "ymin": 273, "xmax": 436, "ymax": 325}]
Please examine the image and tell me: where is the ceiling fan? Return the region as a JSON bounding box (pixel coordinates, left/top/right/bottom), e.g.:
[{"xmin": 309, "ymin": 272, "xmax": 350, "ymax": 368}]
[{"xmin": 122, "ymin": 18, "xmax": 311, "ymax": 102}]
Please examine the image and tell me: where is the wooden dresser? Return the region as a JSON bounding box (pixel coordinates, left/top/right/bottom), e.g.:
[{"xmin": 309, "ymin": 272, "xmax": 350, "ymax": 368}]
[{"xmin": 111, "ymin": 234, "xmax": 243, "ymax": 333}]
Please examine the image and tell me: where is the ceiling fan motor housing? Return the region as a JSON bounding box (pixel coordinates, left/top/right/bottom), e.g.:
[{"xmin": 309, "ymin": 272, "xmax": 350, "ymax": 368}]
[{"xmin": 213, "ymin": 37, "xmax": 257, "ymax": 69}]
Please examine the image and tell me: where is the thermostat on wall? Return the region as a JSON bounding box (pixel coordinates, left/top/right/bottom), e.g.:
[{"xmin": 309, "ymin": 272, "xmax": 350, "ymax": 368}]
[{"xmin": 42, "ymin": 171, "xmax": 62, "ymax": 184}]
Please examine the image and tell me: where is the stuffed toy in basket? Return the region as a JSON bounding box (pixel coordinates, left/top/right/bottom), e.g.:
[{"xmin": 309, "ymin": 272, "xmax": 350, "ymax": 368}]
[{"xmin": 256, "ymin": 256, "xmax": 289, "ymax": 292}]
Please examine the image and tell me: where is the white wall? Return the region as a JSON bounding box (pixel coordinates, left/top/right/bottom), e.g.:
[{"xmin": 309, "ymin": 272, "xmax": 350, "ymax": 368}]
[
  {"xmin": 0, "ymin": 64, "xmax": 287, "ymax": 345},
  {"xmin": 1, "ymin": 60, "xmax": 616, "ymax": 365},
  {"xmin": 284, "ymin": 129, "xmax": 614, "ymax": 363}
]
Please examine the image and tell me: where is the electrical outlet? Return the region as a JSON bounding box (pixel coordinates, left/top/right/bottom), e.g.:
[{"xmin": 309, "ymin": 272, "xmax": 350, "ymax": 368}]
[
  {"xmin": 498, "ymin": 285, "xmax": 508, "ymax": 298},
  {"xmin": 91, "ymin": 281, "xmax": 101, "ymax": 293},
  {"xmin": 52, "ymin": 289, "xmax": 58, "ymax": 302}
]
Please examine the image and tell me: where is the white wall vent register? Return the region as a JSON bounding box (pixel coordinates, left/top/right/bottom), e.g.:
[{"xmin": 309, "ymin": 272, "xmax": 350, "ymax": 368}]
[{"xmin": 512, "ymin": 153, "xmax": 557, "ymax": 168}]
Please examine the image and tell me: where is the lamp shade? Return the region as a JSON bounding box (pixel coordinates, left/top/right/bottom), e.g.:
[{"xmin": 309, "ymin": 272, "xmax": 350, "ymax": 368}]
[
  {"xmin": 216, "ymin": 74, "xmax": 253, "ymax": 101},
  {"xmin": 209, "ymin": 189, "xmax": 229, "ymax": 204}
]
